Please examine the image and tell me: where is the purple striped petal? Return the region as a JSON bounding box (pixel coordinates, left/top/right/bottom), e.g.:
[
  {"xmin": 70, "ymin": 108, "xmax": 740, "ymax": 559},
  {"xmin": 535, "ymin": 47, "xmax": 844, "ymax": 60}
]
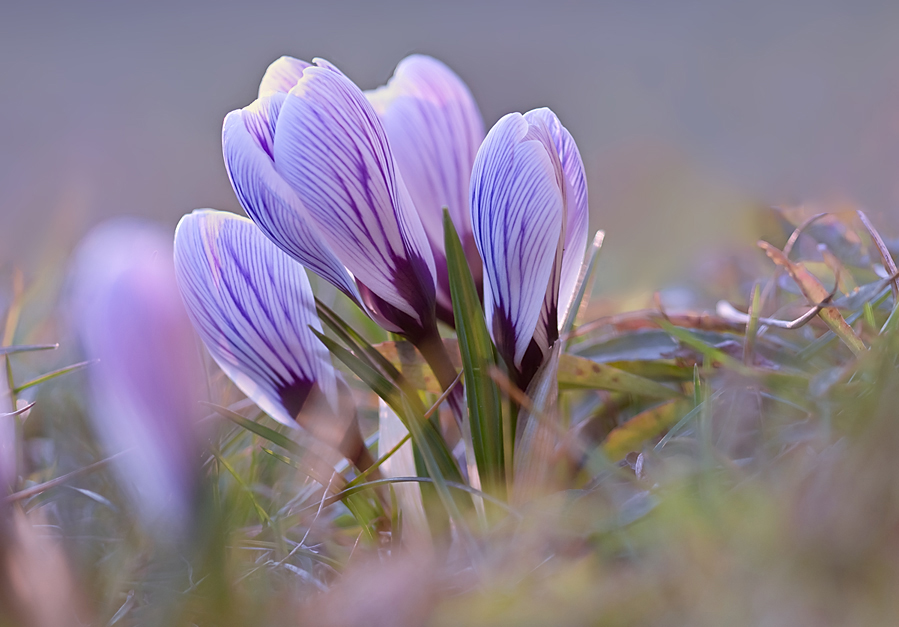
[
  {"xmin": 272, "ymin": 59, "xmax": 437, "ymax": 338},
  {"xmin": 366, "ymin": 55, "xmax": 485, "ymax": 315},
  {"xmin": 258, "ymin": 56, "xmax": 310, "ymax": 98},
  {"xmin": 174, "ymin": 209, "xmax": 338, "ymax": 428},
  {"xmin": 470, "ymin": 113, "xmax": 565, "ymax": 372},
  {"xmin": 525, "ymin": 108, "xmax": 589, "ymax": 324},
  {"xmin": 71, "ymin": 219, "xmax": 204, "ymax": 531},
  {"xmin": 223, "ymin": 99, "xmax": 363, "ymax": 306}
]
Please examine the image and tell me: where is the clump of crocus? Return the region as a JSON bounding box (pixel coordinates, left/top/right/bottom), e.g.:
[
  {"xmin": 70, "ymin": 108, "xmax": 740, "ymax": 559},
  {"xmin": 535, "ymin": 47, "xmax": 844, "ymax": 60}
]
[
  {"xmin": 174, "ymin": 209, "xmax": 373, "ymax": 471},
  {"xmin": 222, "ymin": 55, "xmax": 482, "ymax": 395},
  {"xmin": 71, "ymin": 219, "xmax": 206, "ymax": 534}
]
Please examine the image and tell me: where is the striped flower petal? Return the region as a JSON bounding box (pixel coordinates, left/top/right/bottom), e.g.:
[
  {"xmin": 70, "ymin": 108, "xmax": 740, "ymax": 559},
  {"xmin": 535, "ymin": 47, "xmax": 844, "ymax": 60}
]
[
  {"xmin": 525, "ymin": 108, "xmax": 589, "ymax": 323},
  {"xmin": 223, "ymin": 98, "xmax": 363, "ymax": 306},
  {"xmin": 174, "ymin": 209, "xmax": 339, "ymax": 428},
  {"xmin": 366, "ymin": 55, "xmax": 485, "ymax": 316},
  {"xmin": 258, "ymin": 56, "xmax": 310, "ymax": 98},
  {"xmin": 470, "ymin": 112, "xmax": 565, "ymax": 373},
  {"xmin": 272, "ymin": 59, "xmax": 437, "ymax": 338}
]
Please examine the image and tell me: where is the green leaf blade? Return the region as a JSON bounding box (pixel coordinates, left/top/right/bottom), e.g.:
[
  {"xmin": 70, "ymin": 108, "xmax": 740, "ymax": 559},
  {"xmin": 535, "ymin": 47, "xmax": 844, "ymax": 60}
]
[{"xmin": 444, "ymin": 209, "xmax": 505, "ymax": 495}]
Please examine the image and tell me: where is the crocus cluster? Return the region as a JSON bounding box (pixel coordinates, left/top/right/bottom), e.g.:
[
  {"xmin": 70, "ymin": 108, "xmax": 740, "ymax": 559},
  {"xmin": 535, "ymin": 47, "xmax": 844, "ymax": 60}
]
[{"xmin": 173, "ymin": 52, "xmax": 588, "ymax": 474}]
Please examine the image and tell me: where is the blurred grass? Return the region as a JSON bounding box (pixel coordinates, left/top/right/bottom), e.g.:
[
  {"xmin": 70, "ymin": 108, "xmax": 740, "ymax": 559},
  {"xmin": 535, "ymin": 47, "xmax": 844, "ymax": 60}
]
[{"xmin": 5, "ymin": 205, "xmax": 899, "ymax": 626}]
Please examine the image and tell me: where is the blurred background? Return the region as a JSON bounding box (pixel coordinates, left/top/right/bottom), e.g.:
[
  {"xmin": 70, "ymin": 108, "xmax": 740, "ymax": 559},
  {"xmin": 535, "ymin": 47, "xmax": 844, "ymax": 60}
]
[{"xmin": 2, "ymin": 0, "xmax": 899, "ymax": 290}]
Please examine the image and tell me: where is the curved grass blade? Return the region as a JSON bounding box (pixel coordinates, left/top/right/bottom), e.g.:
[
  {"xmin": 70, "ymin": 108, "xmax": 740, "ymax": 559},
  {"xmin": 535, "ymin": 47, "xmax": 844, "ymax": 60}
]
[
  {"xmin": 0, "ymin": 344, "xmax": 58, "ymax": 356},
  {"xmin": 299, "ymin": 476, "xmax": 520, "ymax": 519},
  {"xmin": 604, "ymin": 360, "xmax": 694, "ymax": 381},
  {"xmin": 13, "ymin": 359, "xmax": 94, "ymax": 394},
  {"xmin": 758, "ymin": 241, "xmax": 866, "ymax": 356},
  {"xmin": 312, "ymin": 330, "xmax": 461, "ymax": 484},
  {"xmin": 315, "ymin": 298, "xmax": 406, "ymax": 385},
  {"xmin": 557, "ymin": 353, "xmax": 682, "ymax": 399},
  {"xmin": 602, "ymin": 399, "xmax": 692, "ymax": 461},
  {"xmin": 203, "ymin": 401, "xmax": 346, "ymax": 491},
  {"xmin": 857, "ymin": 210, "xmax": 899, "ymax": 303}
]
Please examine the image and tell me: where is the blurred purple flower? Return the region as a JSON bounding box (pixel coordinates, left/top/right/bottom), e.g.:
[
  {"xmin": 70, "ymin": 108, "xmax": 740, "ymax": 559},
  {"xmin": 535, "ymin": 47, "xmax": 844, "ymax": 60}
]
[
  {"xmin": 174, "ymin": 209, "xmax": 372, "ymax": 470},
  {"xmin": 71, "ymin": 218, "xmax": 205, "ymax": 532},
  {"xmin": 222, "ymin": 57, "xmax": 439, "ymax": 341},
  {"xmin": 366, "ymin": 55, "xmax": 485, "ymax": 322},
  {"xmin": 470, "ymin": 108, "xmax": 589, "ymax": 387}
]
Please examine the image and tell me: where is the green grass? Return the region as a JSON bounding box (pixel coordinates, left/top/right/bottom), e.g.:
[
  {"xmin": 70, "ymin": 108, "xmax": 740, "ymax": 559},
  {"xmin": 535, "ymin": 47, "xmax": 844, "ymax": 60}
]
[{"xmin": 4, "ymin": 207, "xmax": 899, "ymax": 626}]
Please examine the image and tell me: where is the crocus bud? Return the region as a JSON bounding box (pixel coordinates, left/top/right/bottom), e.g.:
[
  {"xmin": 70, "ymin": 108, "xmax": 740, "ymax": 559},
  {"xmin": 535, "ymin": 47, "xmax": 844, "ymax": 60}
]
[
  {"xmin": 366, "ymin": 55, "xmax": 486, "ymax": 322},
  {"xmin": 470, "ymin": 108, "xmax": 588, "ymax": 388},
  {"xmin": 174, "ymin": 209, "xmax": 372, "ymax": 471}
]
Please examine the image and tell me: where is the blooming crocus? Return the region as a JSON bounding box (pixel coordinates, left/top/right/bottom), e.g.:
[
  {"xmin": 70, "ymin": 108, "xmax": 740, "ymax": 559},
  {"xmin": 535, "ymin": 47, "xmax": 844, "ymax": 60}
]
[
  {"xmin": 173, "ymin": 209, "xmax": 372, "ymax": 471},
  {"xmin": 222, "ymin": 57, "xmax": 438, "ymax": 343},
  {"xmin": 366, "ymin": 55, "xmax": 486, "ymax": 322},
  {"xmin": 470, "ymin": 108, "xmax": 589, "ymax": 389},
  {"xmin": 70, "ymin": 219, "xmax": 205, "ymax": 534}
]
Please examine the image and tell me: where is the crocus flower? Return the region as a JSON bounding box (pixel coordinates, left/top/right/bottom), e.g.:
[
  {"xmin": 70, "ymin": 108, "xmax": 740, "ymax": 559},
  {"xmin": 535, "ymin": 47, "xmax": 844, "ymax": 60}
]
[
  {"xmin": 222, "ymin": 57, "xmax": 438, "ymax": 343},
  {"xmin": 470, "ymin": 108, "xmax": 589, "ymax": 388},
  {"xmin": 70, "ymin": 219, "xmax": 205, "ymax": 533},
  {"xmin": 366, "ymin": 55, "xmax": 486, "ymax": 321},
  {"xmin": 174, "ymin": 209, "xmax": 372, "ymax": 470}
]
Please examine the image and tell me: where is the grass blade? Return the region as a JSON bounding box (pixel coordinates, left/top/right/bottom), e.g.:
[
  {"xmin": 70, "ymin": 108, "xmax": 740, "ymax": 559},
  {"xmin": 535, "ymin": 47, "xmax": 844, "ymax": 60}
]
[
  {"xmin": 557, "ymin": 354, "xmax": 683, "ymax": 399},
  {"xmin": 0, "ymin": 344, "xmax": 58, "ymax": 356},
  {"xmin": 602, "ymin": 399, "xmax": 692, "ymax": 461},
  {"xmin": 202, "ymin": 401, "xmax": 346, "ymax": 491},
  {"xmin": 758, "ymin": 241, "xmax": 867, "ymax": 355},
  {"xmin": 13, "ymin": 360, "xmax": 94, "ymax": 393},
  {"xmin": 444, "ymin": 209, "xmax": 505, "ymax": 494},
  {"xmin": 313, "ymin": 330, "xmax": 462, "ymax": 485}
]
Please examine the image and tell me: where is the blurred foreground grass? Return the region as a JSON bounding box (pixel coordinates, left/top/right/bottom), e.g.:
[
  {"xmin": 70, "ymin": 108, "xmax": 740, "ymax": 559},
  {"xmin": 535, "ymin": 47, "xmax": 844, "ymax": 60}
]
[{"xmin": 4, "ymin": 205, "xmax": 899, "ymax": 626}]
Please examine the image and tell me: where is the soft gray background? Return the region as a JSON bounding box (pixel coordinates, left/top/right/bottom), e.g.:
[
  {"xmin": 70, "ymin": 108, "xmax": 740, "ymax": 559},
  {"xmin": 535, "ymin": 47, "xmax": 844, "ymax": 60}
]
[{"xmin": 2, "ymin": 0, "xmax": 899, "ymax": 289}]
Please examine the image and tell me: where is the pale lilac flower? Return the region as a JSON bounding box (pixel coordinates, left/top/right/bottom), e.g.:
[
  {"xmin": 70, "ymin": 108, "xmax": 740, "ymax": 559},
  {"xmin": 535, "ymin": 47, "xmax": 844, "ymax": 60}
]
[
  {"xmin": 222, "ymin": 57, "xmax": 438, "ymax": 341},
  {"xmin": 366, "ymin": 55, "xmax": 485, "ymax": 321},
  {"xmin": 470, "ymin": 108, "xmax": 589, "ymax": 387},
  {"xmin": 174, "ymin": 209, "xmax": 371, "ymax": 469},
  {"xmin": 71, "ymin": 219, "xmax": 204, "ymax": 532}
]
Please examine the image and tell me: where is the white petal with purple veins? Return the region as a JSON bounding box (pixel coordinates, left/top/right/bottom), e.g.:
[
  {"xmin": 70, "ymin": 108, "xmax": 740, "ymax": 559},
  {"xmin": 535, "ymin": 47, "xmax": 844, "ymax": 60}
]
[
  {"xmin": 273, "ymin": 60, "xmax": 436, "ymax": 329},
  {"xmin": 470, "ymin": 113, "xmax": 564, "ymax": 368},
  {"xmin": 366, "ymin": 55, "xmax": 485, "ymax": 310},
  {"xmin": 526, "ymin": 108, "xmax": 589, "ymax": 325},
  {"xmin": 223, "ymin": 104, "xmax": 362, "ymax": 305},
  {"xmin": 174, "ymin": 209, "xmax": 338, "ymax": 428},
  {"xmin": 258, "ymin": 56, "xmax": 311, "ymax": 98}
]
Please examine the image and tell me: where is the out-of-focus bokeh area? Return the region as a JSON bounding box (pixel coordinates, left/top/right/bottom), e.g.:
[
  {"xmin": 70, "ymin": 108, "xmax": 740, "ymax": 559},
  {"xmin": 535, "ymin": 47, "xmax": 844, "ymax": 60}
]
[{"xmin": 3, "ymin": 0, "xmax": 899, "ymax": 288}]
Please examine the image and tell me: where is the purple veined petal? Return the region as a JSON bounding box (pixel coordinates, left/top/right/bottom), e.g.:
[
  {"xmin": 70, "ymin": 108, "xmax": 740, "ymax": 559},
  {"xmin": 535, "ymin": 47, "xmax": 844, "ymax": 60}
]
[
  {"xmin": 70, "ymin": 218, "xmax": 204, "ymax": 533},
  {"xmin": 525, "ymin": 108, "xmax": 589, "ymax": 325},
  {"xmin": 223, "ymin": 102, "xmax": 363, "ymax": 308},
  {"xmin": 174, "ymin": 209, "xmax": 339, "ymax": 428},
  {"xmin": 522, "ymin": 114, "xmax": 567, "ymax": 367},
  {"xmin": 366, "ymin": 55, "xmax": 486, "ymax": 313},
  {"xmin": 258, "ymin": 56, "xmax": 311, "ymax": 98},
  {"xmin": 470, "ymin": 113, "xmax": 564, "ymax": 370},
  {"xmin": 272, "ymin": 60, "xmax": 437, "ymax": 337}
]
